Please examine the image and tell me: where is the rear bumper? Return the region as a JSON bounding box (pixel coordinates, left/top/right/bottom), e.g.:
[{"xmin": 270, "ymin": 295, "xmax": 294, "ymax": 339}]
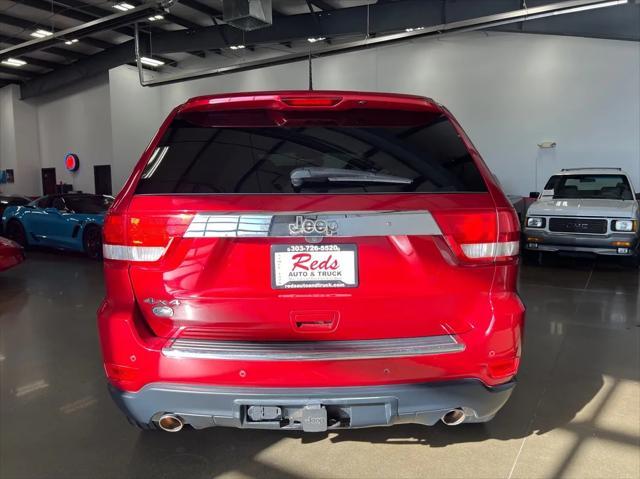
[
  {"xmin": 523, "ymin": 229, "xmax": 639, "ymax": 256},
  {"xmin": 109, "ymin": 379, "xmax": 515, "ymax": 431}
]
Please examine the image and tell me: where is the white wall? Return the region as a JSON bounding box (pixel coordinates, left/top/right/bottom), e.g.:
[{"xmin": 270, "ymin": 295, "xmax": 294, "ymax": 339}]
[
  {"xmin": 3, "ymin": 31, "xmax": 639, "ymax": 197},
  {"xmin": 109, "ymin": 68, "xmax": 163, "ymax": 190},
  {"xmin": 0, "ymin": 84, "xmax": 41, "ymax": 196},
  {"xmin": 34, "ymin": 74, "xmax": 113, "ymax": 194}
]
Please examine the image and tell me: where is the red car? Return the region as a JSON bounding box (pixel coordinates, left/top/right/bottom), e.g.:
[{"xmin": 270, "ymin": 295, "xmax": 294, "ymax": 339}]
[
  {"xmin": 0, "ymin": 236, "xmax": 24, "ymax": 272},
  {"xmin": 99, "ymin": 91, "xmax": 524, "ymax": 433}
]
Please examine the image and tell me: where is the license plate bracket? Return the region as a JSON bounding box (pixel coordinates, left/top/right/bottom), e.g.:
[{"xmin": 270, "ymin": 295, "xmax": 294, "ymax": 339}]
[{"xmin": 271, "ymin": 244, "xmax": 358, "ymax": 289}]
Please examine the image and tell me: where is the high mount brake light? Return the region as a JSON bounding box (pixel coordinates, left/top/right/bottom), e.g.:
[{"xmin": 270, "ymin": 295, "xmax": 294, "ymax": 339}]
[
  {"xmin": 432, "ymin": 208, "xmax": 520, "ymax": 264},
  {"xmin": 102, "ymin": 213, "xmax": 193, "ymax": 262},
  {"xmin": 281, "ymin": 97, "xmax": 342, "ymax": 107}
]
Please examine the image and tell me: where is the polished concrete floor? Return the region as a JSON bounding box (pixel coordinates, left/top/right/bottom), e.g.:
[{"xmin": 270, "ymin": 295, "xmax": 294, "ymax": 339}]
[{"xmin": 0, "ymin": 251, "xmax": 638, "ymax": 479}]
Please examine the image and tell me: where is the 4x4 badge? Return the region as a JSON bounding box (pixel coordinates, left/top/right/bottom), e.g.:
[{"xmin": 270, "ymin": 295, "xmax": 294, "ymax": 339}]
[{"xmin": 288, "ymin": 216, "xmax": 338, "ymax": 236}]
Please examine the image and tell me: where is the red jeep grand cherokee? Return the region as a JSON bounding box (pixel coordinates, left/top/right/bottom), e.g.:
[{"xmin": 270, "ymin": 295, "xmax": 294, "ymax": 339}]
[{"xmin": 98, "ymin": 91, "xmax": 524, "ymax": 432}]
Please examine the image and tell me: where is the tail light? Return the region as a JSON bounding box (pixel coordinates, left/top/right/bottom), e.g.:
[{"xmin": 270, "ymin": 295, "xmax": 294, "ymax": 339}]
[
  {"xmin": 103, "ymin": 213, "xmax": 193, "ymax": 261},
  {"xmin": 433, "ymin": 208, "xmax": 520, "ymax": 264}
]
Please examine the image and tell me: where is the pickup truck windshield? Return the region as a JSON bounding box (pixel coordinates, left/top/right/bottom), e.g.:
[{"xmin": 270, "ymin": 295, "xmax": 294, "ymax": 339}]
[{"xmin": 551, "ymin": 174, "xmax": 634, "ymax": 200}]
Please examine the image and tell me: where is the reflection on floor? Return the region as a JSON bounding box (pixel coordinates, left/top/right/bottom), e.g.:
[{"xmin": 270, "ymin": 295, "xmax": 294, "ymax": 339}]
[{"xmin": 0, "ymin": 252, "xmax": 638, "ymax": 479}]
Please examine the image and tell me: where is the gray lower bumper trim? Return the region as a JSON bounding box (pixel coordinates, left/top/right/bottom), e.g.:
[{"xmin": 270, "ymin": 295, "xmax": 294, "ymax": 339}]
[
  {"xmin": 109, "ymin": 380, "xmax": 515, "ymax": 431},
  {"xmin": 524, "ymin": 229, "xmax": 638, "ymax": 256}
]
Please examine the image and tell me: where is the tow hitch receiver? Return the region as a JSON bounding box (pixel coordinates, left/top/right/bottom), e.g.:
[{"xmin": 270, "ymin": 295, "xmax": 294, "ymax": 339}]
[{"xmin": 301, "ymin": 405, "xmax": 328, "ymax": 432}]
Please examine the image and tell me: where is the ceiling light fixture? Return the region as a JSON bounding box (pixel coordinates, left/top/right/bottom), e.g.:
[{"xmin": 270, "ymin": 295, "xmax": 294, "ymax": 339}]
[
  {"xmin": 405, "ymin": 26, "xmax": 425, "ymax": 32},
  {"xmin": 139, "ymin": 56, "xmax": 165, "ymax": 67},
  {"xmin": 1, "ymin": 58, "xmax": 27, "ymax": 67},
  {"xmin": 30, "ymin": 29, "xmax": 53, "ymax": 38},
  {"xmin": 551, "ymin": 0, "xmax": 627, "ymax": 15},
  {"xmin": 229, "ymin": 45, "xmax": 245, "ymax": 50},
  {"xmin": 113, "ymin": 2, "xmax": 135, "ymax": 11},
  {"xmin": 64, "ymin": 39, "xmax": 79, "ymax": 45},
  {"xmin": 148, "ymin": 14, "xmax": 164, "ymax": 21},
  {"xmin": 307, "ymin": 37, "xmax": 326, "ymax": 43}
]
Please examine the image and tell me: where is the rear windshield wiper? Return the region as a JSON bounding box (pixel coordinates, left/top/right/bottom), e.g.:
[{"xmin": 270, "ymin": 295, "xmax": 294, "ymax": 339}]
[{"xmin": 290, "ymin": 167, "xmax": 413, "ymax": 187}]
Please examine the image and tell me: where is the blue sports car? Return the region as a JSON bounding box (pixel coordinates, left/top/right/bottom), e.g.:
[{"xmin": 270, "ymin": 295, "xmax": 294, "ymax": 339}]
[{"xmin": 1, "ymin": 193, "xmax": 114, "ymax": 259}]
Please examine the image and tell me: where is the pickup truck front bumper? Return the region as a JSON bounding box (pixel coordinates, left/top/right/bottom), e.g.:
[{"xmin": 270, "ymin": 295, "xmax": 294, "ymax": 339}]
[
  {"xmin": 109, "ymin": 379, "xmax": 515, "ymax": 431},
  {"xmin": 523, "ymin": 229, "xmax": 639, "ymax": 256}
]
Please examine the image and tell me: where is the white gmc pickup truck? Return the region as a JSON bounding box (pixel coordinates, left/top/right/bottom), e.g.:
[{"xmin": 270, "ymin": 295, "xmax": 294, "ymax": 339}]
[{"xmin": 524, "ymin": 168, "xmax": 640, "ymax": 267}]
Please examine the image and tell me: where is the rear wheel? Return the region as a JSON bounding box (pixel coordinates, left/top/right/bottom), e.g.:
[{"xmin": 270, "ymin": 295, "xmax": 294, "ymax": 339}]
[
  {"xmin": 5, "ymin": 220, "xmax": 27, "ymax": 247},
  {"xmin": 83, "ymin": 225, "xmax": 103, "ymax": 260}
]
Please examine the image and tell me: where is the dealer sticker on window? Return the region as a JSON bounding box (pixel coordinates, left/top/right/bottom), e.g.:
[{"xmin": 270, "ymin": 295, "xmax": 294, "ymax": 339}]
[{"xmin": 271, "ymin": 244, "xmax": 358, "ymax": 289}]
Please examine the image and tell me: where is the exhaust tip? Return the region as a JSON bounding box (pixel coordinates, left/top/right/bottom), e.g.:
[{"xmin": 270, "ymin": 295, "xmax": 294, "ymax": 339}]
[
  {"xmin": 158, "ymin": 414, "xmax": 184, "ymax": 432},
  {"xmin": 441, "ymin": 408, "xmax": 466, "ymax": 426}
]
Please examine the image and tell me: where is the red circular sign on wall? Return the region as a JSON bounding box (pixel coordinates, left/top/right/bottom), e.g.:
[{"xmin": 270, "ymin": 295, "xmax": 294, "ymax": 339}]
[{"xmin": 65, "ymin": 153, "xmax": 79, "ymax": 172}]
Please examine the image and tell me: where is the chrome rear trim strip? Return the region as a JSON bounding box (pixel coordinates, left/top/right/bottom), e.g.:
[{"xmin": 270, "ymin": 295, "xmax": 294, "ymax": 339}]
[
  {"xmin": 183, "ymin": 211, "xmax": 441, "ymax": 238},
  {"xmin": 162, "ymin": 335, "xmax": 464, "ymax": 361}
]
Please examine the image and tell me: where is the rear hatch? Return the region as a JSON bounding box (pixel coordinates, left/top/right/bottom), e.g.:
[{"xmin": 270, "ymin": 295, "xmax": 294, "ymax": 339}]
[{"xmin": 105, "ymin": 93, "xmax": 515, "ymax": 342}]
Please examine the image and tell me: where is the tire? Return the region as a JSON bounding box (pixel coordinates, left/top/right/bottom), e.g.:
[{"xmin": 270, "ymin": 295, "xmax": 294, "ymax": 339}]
[
  {"xmin": 522, "ymin": 249, "xmax": 544, "ymax": 266},
  {"xmin": 5, "ymin": 220, "xmax": 27, "ymax": 248},
  {"xmin": 83, "ymin": 225, "xmax": 103, "ymax": 260},
  {"xmin": 622, "ymin": 255, "xmax": 640, "ymax": 269}
]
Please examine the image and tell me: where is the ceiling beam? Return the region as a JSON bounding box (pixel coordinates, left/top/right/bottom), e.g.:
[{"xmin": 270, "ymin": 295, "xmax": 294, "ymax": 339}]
[
  {"xmin": 0, "ymin": 79, "xmax": 20, "ymax": 87},
  {"xmin": 0, "ymin": 4, "xmax": 156, "ymax": 60},
  {"xmin": 9, "ymin": 0, "xmax": 141, "ymax": 38},
  {"xmin": 178, "ymin": 0, "xmax": 222, "ymax": 18},
  {"xmin": 0, "ymin": 13, "xmax": 119, "ymax": 51},
  {"xmin": 20, "ymin": 56, "xmax": 64, "ymax": 70},
  {"xmin": 309, "ymin": 0, "xmax": 335, "ymax": 11},
  {"xmin": 1, "ymin": 36, "xmax": 87, "ymax": 60},
  {"xmin": 0, "ymin": 65, "xmax": 35, "ymax": 78},
  {"xmin": 164, "ymin": 13, "xmax": 202, "ymax": 30},
  {"xmin": 6, "ymin": 0, "xmax": 205, "ymax": 60}
]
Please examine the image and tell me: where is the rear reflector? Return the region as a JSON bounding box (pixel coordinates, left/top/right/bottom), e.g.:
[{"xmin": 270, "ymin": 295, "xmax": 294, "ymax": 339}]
[
  {"xmin": 103, "ymin": 244, "xmax": 167, "ymax": 262},
  {"xmin": 487, "ymin": 356, "xmax": 520, "ymax": 379},
  {"xmin": 281, "ymin": 97, "xmax": 341, "ymax": 107},
  {"xmin": 104, "ymin": 363, "xmax": 138, "ymax": 382}
]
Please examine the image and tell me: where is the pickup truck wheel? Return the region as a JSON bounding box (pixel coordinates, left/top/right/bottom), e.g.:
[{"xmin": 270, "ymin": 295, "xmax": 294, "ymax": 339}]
[
  {"xmin": 5, "ymin": 220, "xmax": 27, "ymax": 248},
  {"xmin": 83, "ymin": 225, "xmax": 103, "ymax": 260},
  {"xmin": 522, "ymin": 249, "xmax": 544, "ymax": 266},
  {"xmin": 623, "ymin": 255, "xmax": 639, "ymax": 269}
]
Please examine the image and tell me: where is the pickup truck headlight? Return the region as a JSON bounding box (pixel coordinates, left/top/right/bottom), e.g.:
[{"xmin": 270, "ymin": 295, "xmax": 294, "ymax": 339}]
[
  {"xmin": 612, "ymin": 220, "xmax": 637, "ymax": 232},
  {"xmin": 526, "ymin": 217, "xmax": 545, "ymax": 228}
]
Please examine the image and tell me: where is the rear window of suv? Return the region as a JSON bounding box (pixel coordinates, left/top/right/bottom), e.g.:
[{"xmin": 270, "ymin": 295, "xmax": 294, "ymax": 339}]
[{"xmin": 135, "ymin": 110, "xmax": 487, "ymax": 195}]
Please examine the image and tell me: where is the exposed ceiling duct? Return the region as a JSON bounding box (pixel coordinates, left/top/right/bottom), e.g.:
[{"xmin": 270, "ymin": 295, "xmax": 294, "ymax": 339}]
[{"xmin": 223, "ymin": 0, "xmax": 273, "ymax": 31}]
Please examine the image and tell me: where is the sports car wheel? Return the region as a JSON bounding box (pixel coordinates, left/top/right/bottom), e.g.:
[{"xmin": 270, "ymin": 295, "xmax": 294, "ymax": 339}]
[
  {"xmin": 5, "ymin": 220, "xmax": 27, "ymax": 247},
  {"xmin": 83, "ymin": 225, "xmax": 103, "ymax": 260}
]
